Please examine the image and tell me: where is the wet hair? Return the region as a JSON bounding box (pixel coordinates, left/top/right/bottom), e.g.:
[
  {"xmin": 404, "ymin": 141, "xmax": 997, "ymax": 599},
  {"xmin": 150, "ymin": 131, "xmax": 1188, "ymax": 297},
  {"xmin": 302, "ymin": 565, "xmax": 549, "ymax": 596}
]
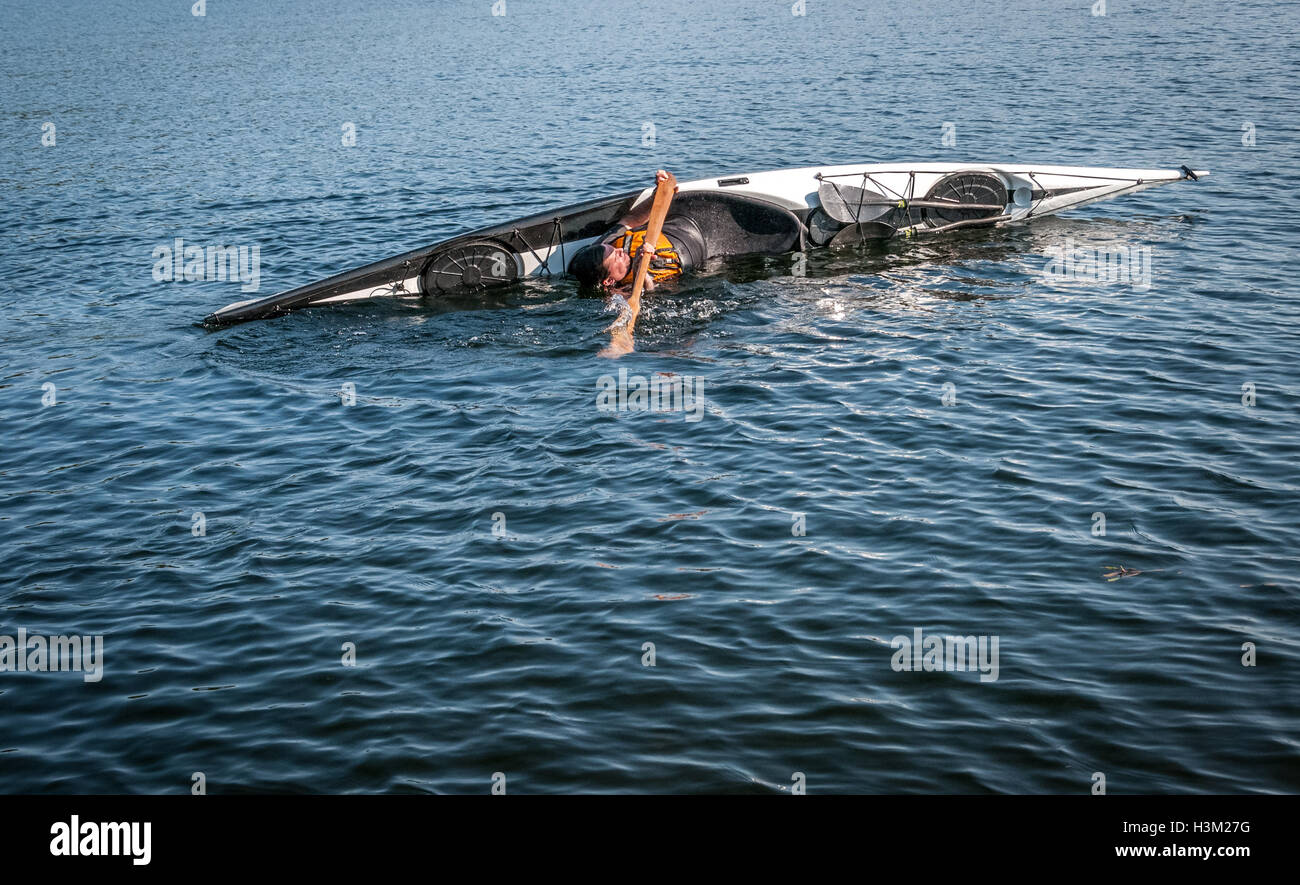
[{"xmin": 568, "ymin": 244, "xmax": 609, "ymax": 289}]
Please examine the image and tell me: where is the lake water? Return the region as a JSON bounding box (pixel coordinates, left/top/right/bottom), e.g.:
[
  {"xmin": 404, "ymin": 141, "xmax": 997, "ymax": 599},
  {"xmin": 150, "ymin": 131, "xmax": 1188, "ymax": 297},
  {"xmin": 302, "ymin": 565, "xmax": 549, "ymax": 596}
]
[{"xmin": 1, "ymin": 0, "xmax": 1297, "ymax": 793}]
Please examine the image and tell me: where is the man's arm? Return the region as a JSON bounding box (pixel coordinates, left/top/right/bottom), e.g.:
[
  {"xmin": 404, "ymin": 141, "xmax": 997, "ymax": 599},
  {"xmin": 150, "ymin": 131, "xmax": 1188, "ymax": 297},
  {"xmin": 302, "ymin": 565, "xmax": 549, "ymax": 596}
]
[
  {"xmin": 616, "ymin": 169, "xmax": 674, "ymax": 292},
  {"xmin": 618, "ymin": 169, "xmax": 674, "ymax": 228}
]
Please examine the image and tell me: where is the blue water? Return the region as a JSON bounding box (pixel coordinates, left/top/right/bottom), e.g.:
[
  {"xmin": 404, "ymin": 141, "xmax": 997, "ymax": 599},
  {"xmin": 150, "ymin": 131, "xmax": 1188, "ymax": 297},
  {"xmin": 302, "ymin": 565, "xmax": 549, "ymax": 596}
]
[{"xmin": 2, "ymin": 0, "xmax": 1298, "ymax": 793}]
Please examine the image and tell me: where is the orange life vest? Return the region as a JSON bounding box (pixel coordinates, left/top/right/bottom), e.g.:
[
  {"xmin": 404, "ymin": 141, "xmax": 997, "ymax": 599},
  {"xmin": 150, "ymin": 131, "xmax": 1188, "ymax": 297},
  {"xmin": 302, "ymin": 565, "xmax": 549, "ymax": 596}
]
[{"xmin": 611, "ymin": 228, "xmax": 684, "ymax": 285}]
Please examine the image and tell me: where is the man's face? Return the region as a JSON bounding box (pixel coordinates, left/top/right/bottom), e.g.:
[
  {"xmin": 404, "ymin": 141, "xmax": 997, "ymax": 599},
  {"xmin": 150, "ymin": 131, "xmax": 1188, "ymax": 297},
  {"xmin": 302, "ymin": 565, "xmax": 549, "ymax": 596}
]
[{"xmin": 601, "ymin": 246, "xmax": 631, "ymax": 286}]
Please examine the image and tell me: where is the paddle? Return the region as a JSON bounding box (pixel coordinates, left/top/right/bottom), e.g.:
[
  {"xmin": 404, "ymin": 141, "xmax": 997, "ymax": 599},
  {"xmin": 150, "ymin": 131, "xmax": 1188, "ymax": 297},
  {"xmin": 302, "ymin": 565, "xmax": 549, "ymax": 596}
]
[{"xmin": 600, "ymin": 171, "xmax": 677, "ymax": 358}]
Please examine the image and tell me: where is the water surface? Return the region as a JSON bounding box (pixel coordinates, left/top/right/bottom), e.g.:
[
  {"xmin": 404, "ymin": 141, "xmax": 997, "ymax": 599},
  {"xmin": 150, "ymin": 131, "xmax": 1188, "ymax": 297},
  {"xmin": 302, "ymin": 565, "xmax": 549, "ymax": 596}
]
[{"xmin": 1, "ymin": 0, "xmax": 1297, "ymax": 793}]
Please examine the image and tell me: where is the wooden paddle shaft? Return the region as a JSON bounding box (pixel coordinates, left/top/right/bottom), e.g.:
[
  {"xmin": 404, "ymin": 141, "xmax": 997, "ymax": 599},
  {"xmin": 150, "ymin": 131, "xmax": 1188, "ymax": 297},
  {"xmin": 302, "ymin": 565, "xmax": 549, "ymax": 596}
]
[{"xmin": 625, "ymin": 173, "xmax": 677, "ymax": 334}]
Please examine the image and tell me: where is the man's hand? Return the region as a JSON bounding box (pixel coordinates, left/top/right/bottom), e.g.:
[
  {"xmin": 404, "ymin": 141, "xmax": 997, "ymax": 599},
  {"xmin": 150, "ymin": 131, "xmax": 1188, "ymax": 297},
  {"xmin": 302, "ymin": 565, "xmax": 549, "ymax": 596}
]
[
  {"xmin": 637, "ymin": 241, "xmax": 658, "ymax": 292},
  {"xmin": 620, "ymin": 170, "xmax": 676, "ymax": 228}
]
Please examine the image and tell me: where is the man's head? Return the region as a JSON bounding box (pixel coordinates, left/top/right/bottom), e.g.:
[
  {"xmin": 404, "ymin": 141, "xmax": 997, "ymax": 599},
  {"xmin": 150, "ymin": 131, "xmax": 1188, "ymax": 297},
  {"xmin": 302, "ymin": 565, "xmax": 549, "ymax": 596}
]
[{"xmin": 569, "ymin": 243, "xmax": 631, "ymax": 290}]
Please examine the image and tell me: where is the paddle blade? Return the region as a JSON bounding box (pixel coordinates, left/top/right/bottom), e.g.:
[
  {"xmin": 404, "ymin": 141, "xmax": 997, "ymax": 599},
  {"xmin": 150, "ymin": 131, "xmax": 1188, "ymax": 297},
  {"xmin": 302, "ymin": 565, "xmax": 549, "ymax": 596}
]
[{"xmin": 818, "ymin": 179, "xmax": 894, "ymax": 224}]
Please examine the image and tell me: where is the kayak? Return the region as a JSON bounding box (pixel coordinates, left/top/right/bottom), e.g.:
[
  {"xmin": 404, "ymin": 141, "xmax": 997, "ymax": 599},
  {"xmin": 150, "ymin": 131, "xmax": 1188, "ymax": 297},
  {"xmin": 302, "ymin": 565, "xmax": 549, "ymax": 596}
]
[{"xmin": 204, "ymin": 161, "xmax": 1207, "ymax": 325}]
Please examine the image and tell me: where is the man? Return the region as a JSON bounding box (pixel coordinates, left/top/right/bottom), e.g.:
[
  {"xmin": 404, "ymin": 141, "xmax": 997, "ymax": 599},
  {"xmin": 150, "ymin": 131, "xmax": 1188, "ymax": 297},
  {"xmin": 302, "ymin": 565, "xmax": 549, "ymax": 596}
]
[{"xmin": 568, "ymin": 169, "xmax": 704, "ymax": 292}]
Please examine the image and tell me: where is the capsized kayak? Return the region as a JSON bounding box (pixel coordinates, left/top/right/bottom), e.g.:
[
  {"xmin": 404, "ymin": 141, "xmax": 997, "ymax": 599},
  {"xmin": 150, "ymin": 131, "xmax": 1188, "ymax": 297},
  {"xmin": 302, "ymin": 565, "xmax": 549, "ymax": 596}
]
[{"xmin": 204, "ymin": 162, "xmax": 1207, "ymax": 325}]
